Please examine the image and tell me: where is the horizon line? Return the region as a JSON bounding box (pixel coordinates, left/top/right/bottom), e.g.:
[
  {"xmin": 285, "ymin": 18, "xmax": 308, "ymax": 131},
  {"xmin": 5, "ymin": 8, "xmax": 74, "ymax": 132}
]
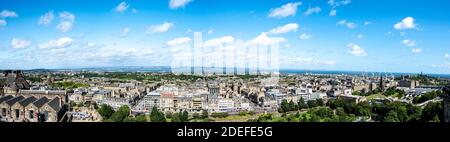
[{"xmin": 1, "ymin": 66, "xmax": 449, "ymax": 76}]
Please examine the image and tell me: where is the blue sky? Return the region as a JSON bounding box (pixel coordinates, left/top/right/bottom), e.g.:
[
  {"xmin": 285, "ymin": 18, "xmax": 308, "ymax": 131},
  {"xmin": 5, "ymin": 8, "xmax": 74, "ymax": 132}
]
[{"xmin": 1, "ymin": 0, "xmax": 450, "ymax": 74}]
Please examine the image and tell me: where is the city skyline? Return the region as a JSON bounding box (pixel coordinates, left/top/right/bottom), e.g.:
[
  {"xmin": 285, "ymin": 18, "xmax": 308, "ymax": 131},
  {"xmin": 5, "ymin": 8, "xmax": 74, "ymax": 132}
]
[{"xmin": 1, "ymin": 0, "xmax": 450, "ymax": 74}]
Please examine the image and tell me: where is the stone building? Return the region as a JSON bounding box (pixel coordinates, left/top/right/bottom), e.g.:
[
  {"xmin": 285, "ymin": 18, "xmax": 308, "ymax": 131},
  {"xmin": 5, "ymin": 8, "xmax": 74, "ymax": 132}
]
[
  {"xmin": 0, "ymin": 70, "xmax": 30, "ymax": 96},
  {"xmin": 0, "ymin": 70, "xmax": 68, "ymax": 122},
  {"xmin": 0, "ymin": 95, "xmax": 64, "ymax": 122}
]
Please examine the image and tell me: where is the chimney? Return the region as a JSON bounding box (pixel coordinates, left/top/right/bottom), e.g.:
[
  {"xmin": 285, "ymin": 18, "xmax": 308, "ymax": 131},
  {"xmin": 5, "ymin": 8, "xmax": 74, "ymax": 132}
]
[
  {"xmin": 15, "ymin": 70, "xmax": 22, "ymax": 77},
  {"xmin": 4, "ymin": 70, "xmax": 12, "ymax": 76}
]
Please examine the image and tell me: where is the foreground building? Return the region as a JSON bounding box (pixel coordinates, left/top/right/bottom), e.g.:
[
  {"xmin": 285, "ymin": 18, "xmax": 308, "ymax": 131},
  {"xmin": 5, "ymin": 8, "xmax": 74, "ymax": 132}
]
[{"xmin": 0, "ymin": 70, "xmax": 68, "ymax": 122}]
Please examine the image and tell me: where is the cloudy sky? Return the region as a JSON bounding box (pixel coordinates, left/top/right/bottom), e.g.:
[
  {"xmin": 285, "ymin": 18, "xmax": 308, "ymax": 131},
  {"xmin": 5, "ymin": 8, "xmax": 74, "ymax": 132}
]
[{"xmin": 1, "ymin": 0, "xmax": 450, "ymax": 74}]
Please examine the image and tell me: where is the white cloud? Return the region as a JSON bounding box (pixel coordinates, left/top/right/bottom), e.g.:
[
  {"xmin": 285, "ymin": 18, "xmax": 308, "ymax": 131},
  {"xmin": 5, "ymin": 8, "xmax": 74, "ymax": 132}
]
[
  {"xmin": 10, "ymin": 38, "xmax": 31, "ymax": 49},
  {"xmin": 329, "ymin": 9, "xmax": 337, "ymax": 16},
  {"xmin": 87, "ymin": 42, "xmax": 97, "ymax": 47},
  {"xmin": 0, "ymin": 19, "xmax": 6, "ymax": 26},
  {"xmin": 169, "ymin": 0, "xmax": 193, "ymax": 9},
  {"xmin": 132, "ymin": 8, "xmax": 138, "ymax": 13},
  {"xmin": 1, "ymin": 10, "xmax": 18, "ymax": 18},
  {"xmin": 59, "ymin": 11, "xmax": 75, "ymax": 22},
  {"xmin": 285, "ymin": 44, "xmax": 291, "ymax": 48},
  {"xmin": 386, "ymin": 31, "xmax": 393, "ymax": 35},
  {"xmin": 115, "ymin": 1, "xmax": 130, "ymax": 13},
  {"xmin": 412, "ymin": 48, "xmax": 422, "ymax": 53},
  {"xmin": 432, "ymin": 63, "xmax": 450, "ymax": 69},
  {"xmin": 402, "ymin": 39, "xmax": 416, "ymax": 47},
  {"xmin": 186, "ymin": 28, "xmax": 193, "ymax": 33},
  {"xmin": 204, "ymin": 36, "xmax": 234, "ymax": 47},
  {"xmin": 318, "ymin": 60, "xmax": 337, "ymax": 65},
  {"xmin": 146, "ymin": 22, "xmax": 173, "ymax": 34},
  {"xmin": 251, "ymin": 32, "xmax": 287, "ymax": 46},
  {"xmin": 299, "ymin": 33, "xmax": 312, "ymax": 40},
  {"xmin": 38, "ymin": 11, "xmax": 54, "ymax": 25},
  {"xmin": 444, "ymin": 53, "xmax": 450, "ymax": 58},
  {"xmin": 268, "ymin": 2, "xmax": 302, "ymax": 18},
  {"xmin": 303, "ymin": 7, "xmax": 321, "ymax": 16},
  {"xmin": 328, "ymin": 0, "xmax": 352, "ymax": 8},
  {"xmin": 337, "ymin": 20, "xmax": 347, "ymax": 25},
  {"xmin": 268, "ymin": 23, "xmax": 299, "ymax": 35},
  {"xmin": 364, "ymin": 21, "xmax": 371, "ymax": 26},
  {"xmin": 337, "ymin": 20, "xmax": 356, "ymax": 29},
  {"xmin": 39, "ymin": 37, "xmax": 73, "ymax": 49},
  {"xmin": 346, "ymin": 23, "xmax": 357, "ymax": 29},
  {"xmin": 0, "ymin": 10, "xmax": 18, "ymax": 26},
  {"xmin": 57, "ymin": 12, "xmax": 75, "ymax": 33},
  {"xmin": 284, "ymin": 56, "xmax": 336, "ymax": 65},
  {"xmin": 121, "ymin": 27, "xmax": 130, "ymax": 37},
  {"xmin": 208, "ymin": 29, "xmax": 214, "ymax": 34},
  {"xmin": 394, "ymin": 17, "xmax": 416, "ymax": 30},
  {"xmin": 357, "ymin": 34, "xmax": 363, "ymax": 38},
  {"xmin": 57, "ymin": 21, "xmax": 73, "ymax": 33},
  {"xmin": 167, "ymin": 37, "xmax": 191, "ymax": 46},
  {"xmin": 347, "ymin": 43, "xmax": 367, "ymax": 56}
]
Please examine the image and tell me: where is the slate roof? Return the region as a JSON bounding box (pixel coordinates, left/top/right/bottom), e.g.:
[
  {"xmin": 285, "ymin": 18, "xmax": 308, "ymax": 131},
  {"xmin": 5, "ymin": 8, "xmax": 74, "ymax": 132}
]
[
  {"xmin": 5, "ymin": 96, "xmax": 25, "ymax": 106},
  {"xmin": 18, "ymin": 96, "xmax": 37, "ymax": 107},
  {"xmin": 32, "ymin": 97, "xmax": 49, "ymax": 108},
  {"xmin": 0, "ymin": 95, "xmax": 14, "ymax": 103},
  {"xmin": 47, "ymin": 97, "xmax": 61, "ymax": 112}
]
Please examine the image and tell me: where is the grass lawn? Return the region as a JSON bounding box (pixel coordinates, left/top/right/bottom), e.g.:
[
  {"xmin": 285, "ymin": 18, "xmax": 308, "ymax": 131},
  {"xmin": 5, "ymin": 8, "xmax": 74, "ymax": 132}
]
[
  {"xmin": 211, "ymin": 114, "xmax": 262, "ymax": 122},
  {"xmin": 366, "ymin": 93, "xmax": 386, "ymax": 100}
]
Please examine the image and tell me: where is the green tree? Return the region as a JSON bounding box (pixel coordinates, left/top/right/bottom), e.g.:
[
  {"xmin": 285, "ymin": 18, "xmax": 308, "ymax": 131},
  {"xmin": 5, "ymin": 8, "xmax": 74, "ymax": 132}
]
[
  {"xmin": 316, "ymin": 99, "xmax": 325, "ymax": 106},
  {"xmin": 98, "ymin": 104, "xmax": 114, "ymax": 119},
  {"xmin": 193, "ymin": 113, "xmax": 200, "ymax": 119},
  {"xmin": 150, "ymin": 106, "xmax": 166, "ymax": 122},
  {"xmin": 397, "ymin": 106, "xmax": 409, "ymax": 122},
  {"xmin": 307, "ymin": 100, "xmax": 318, "ymax": 108},
  {"xmin": 406, "ymin": 104, "xmax": 422, "ymax": 122},
  {"xmin": 279, "ymin": 100, "xmax": 289, "ymax": 113},
  {"xmin": 421, "ymin": 101, "xmax": 443, "ymax": 122},
  {"xmin": 165, "ymin": 112, "xmax": 173, "ymax": 119},
  {"xmin": 181, "ymin": 110, "xmax": 189, "ymax": 122},
  {"xmin": 109, "ymin": 105, "xmax": 130, "ymax": 122},
  {"xmin": 288, "ymin": 100, "xmax": 298, "ymax": 111},
  {"xmin": 171, "ymin": 112, "xmax": 181, "ymax": 122},
  {"xmin": 310, "ymin": 114, "xmax": 320, "ymax": 122},
  {"xmin": 413, "ymin": 91, "xmax": 442, "ymax": 104},
  {"xmin": 135, "ymin": 115, "xmax": 147, "ymax": 122},
  {"xmin": 355, "ymin": 101, "xmax": 371, "ymax": 117},
  {"xmin": 336, "ymin": 107, "xmax": 347, "ymax": 122},
  {"xmin": 201, "ymin": 109, "xmax": 208, "ymax": 119},
  {"xmin": 315, "ymin": 107, "xmax": 333, "ymax": 118},
  {"xmin": 384, "ymin": 110, "xmax": 399, "ymax": 122},
  {"xmin": 297, "ymin": 97, "xmax": 307, "ymax": 109}
]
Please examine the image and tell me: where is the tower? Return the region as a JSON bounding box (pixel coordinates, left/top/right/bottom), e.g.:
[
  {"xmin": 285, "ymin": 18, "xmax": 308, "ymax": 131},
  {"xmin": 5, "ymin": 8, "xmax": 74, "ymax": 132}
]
[{"xmin": 379, "ymin": 75, "xmax": 384, "ymax": 91}]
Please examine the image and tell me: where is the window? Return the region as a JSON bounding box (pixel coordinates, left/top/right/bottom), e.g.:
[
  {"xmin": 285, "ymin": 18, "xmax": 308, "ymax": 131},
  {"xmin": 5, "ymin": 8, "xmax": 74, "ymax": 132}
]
[
  {"xmin": 1, "ymin": 108, "xmax": 5, "ymax": 116},
  {"xmin": 15, "ymin": 109, "xmax": 19, "ymax": 119},
  {"xmin": 44, "ymin": 111, "xmax": 49, "ymax": 121},
  {"xmin": 29, "ymin": 110, "xmax": 34, "ymax": 119}
]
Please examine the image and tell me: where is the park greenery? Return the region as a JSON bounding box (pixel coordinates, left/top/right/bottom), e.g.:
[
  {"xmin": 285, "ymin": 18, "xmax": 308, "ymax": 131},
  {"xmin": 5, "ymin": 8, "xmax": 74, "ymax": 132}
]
[
  {"xmin": 50, "ymin": 81, "xmax": 90, "ymax": 90},
  {"xmin": 97, "ymin": 104, "xmax": 147, "ymax": 122},
  {"xmin": 412, "ymin": 90, "xmax": 443, "ymax": 104},
  {"xmin": 352, "ymin": 87, "xmax": 382, "ymax": 97},
  {"xmin": 251, "ymin": 97, "xmax": 444, "ymax": 122},
  {"xmin": 383, "ymin": 87, "xmax": 407, "ymax": 98},
  {"xmin": 211, "ymin": 112, "xmax": 229, "ymax": 118},
  {"xmin": 277, "ymin": 97, "xmax": 325, "ymax": 113},
  {"xmin": 395, "ymin": 74, "xmax": 450, "ymax": 86},
  {"xmin": 150, "ymin": 106, "xmax": 166, "ymax": 122}
]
